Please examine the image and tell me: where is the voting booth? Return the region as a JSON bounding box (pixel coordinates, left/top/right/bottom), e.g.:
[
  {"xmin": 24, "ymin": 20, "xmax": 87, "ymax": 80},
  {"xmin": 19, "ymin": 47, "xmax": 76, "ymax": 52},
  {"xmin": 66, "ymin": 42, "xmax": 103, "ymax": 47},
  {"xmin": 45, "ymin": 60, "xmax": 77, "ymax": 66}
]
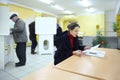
[
  {"xmin": 35, "ymin": 17, "xmax": 56, "ymax": 54},
  {"xmin": 0, "ymin": 6, "xmax": 14, "ymax": 69}
]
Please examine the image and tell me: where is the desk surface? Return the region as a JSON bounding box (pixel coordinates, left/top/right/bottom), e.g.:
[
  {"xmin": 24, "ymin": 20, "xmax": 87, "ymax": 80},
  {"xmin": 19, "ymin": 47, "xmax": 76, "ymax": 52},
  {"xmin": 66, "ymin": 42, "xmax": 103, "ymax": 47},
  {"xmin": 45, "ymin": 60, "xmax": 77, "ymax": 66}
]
[
  {"xmin": 55, "ymin": 48, "xmax": 120, "ymax": 80},
  {"xmin": 21, "ymin": 64, "xmax": 97, "ymax": 80}
]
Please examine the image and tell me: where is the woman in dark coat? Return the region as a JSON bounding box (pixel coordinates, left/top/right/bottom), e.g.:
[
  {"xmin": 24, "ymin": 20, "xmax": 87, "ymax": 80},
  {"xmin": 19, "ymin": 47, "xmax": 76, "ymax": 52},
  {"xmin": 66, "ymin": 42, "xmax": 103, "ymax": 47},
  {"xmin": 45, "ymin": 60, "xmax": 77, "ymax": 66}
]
[{"xmin": 54, "ymin": 22, "xmax": 90, "ymax": 65}]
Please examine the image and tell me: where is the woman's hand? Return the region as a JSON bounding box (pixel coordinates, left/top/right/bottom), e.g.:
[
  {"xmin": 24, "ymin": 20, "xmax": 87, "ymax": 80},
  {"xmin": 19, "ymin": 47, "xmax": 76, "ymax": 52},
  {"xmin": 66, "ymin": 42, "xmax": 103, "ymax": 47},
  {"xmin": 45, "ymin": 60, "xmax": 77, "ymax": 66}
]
[{"xmin": 73, "ymin": 50, "xmax": 83, "ymax": 56}]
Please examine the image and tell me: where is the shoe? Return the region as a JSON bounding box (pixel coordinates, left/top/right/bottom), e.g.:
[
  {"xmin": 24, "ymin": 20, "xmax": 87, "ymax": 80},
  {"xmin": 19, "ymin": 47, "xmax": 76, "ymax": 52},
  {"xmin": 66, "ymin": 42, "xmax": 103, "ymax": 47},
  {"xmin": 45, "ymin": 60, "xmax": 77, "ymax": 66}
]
[
  {"xmin": 31, "ymin": 52, "xmax": 37, "ymax": 54},
  {"xmin": 15, "ymin": 62, "xmax": 21, "ymax": 66},
  {"xmin": 15, "ymin": 63, "xmax": 25, "ymax": 67},
  {"xmin": 31, "ymin": 49, "xmax": 37, "ymax": 54}
]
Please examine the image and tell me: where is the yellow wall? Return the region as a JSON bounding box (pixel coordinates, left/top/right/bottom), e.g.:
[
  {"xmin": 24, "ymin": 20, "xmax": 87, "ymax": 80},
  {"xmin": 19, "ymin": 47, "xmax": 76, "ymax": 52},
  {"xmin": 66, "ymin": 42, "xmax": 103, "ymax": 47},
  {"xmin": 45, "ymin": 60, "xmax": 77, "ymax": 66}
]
[
  {"xmin": 0, "ymin": 3, "xmax": 8, "ymax": 6},
  {"xmin": 0, "ymin": 3, "xmax": 42, "ymax": 19},
  {"xmin": 58, "ymin": 15, "xmax": 78, "ymax": 31},
  {"xmin": 8, "ymin": 4, "xmax": 55, "ymax": 19},
  {"xmin": 117, "ymin": 14, "xmax": 120, "ymax": 36},
  {"xmin": 1, "ymin": 3, "xmax": 105, "ymax": 36},
  {"xmin": 8, "ymin": 4, "xmax": 42, "ymax": 19},
  {"xmin": 59, "ymin": 14, "xmax": 105, "ymax": 36},
  {"xmin": 78, "ymin": 14, "xmax": 105, "ymax": 36}
]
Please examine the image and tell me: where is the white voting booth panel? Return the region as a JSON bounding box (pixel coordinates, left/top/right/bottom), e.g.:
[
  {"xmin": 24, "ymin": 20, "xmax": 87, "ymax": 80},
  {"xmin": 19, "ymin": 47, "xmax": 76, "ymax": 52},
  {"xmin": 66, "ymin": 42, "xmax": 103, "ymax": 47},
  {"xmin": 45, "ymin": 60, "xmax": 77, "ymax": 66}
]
[
  {"xmin": 3, "ymin": 36, "xmax": 14, "ymax": 66},
  {"xmin": 35, "ymin": 17, "xmax": 56, "ymax": 34},
  {"xmin": 0, "ymin": 6, "xmax": 10, "ymax": 35},
  {"xmin": 38, "ymin": 35, "xmax": 54, "ymax": 54},
  {"xmin": 0, "ymin": 6, "xmax": 14, "ymax": 69},
  {"xmin": 35, "ymin": 17, "xmax": 56, "ymax": 54}
]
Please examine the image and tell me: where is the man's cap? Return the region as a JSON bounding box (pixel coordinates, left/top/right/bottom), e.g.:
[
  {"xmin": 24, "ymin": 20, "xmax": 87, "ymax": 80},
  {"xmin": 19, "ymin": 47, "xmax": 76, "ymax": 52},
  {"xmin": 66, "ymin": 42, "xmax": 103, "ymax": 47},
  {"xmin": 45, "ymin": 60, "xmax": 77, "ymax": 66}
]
[{"xmin": 10, "ymin": 14, "xmax": 18, "ymax": 19}]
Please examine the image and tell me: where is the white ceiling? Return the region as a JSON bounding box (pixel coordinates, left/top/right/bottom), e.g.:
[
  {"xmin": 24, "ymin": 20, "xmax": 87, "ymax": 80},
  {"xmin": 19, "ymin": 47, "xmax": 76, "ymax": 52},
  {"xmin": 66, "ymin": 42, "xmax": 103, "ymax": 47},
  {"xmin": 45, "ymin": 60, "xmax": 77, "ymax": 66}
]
[{"xmin": 8, "ymin": 0, "xmax": 119, "ymax": 17}]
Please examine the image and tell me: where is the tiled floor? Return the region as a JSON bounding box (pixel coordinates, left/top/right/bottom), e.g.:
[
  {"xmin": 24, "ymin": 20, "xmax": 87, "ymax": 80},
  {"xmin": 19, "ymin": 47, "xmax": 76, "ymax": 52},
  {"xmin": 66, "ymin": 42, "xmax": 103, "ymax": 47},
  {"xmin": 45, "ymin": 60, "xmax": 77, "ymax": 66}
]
[{"xmin": 0, "ymin": 47, "xmax": 54, "ymax": 80}]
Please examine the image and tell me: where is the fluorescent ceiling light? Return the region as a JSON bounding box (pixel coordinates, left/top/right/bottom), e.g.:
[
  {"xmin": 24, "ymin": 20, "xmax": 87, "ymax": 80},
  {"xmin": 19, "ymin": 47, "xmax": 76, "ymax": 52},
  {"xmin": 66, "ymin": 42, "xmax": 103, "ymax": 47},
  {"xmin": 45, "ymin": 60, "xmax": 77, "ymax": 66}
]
[
  {"xmin": 86, "ymin": 7, "xmax": 95, "ymax": 12},
  {"xmin": 39, "ymin": 0, "xmax": 52, "ymax": 4},
  {"xmin": 80, "ymin": 0, "xmax": 91, "ymax": 7},
  {"xmin": 63, "ymin": 10, "xmax": 73, "ymax": 14},
  {"xmin": 51, "ymin": 4, "xmax": 64, "ymax": 10},
  {"xmin": 33, "ymin": 9, "xmax": 42, "ymax": 13}
]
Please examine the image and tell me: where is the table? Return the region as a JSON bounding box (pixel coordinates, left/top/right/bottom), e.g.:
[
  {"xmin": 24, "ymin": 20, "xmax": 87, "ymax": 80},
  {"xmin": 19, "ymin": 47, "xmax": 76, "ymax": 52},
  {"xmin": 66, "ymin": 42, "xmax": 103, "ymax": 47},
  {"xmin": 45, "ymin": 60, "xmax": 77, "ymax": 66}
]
[
  {"xmin": 21, "ymin": 63, "xmax": 98, "ymax": 80},
  {"xmin": 55, "ymin": 48, "xmax": 120, "ymax": 80}
]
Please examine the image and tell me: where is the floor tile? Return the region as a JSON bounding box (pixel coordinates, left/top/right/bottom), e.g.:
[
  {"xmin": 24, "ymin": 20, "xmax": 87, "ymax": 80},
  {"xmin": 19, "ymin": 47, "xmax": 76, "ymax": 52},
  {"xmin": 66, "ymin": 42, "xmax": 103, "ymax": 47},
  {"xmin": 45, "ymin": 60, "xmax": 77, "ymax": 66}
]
[{"xmin": 0, "ymin": 47, "xmax": 54, "ymax": 80}]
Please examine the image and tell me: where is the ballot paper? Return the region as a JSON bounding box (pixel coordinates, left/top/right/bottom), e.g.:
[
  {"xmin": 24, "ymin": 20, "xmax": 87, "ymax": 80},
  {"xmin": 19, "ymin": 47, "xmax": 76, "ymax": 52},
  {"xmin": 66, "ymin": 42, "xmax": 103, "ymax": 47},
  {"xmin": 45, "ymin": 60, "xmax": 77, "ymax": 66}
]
[
  {"xmin": 82, "ymin": 44, "xmax": 100, "ymax": 53},
  {"xmin": 90, "ymin": 44, "xmax": 100, "ymax": 50},
  {"xmin": 82, "ymin": 44, "xmax": 106, "ymax": 58}
]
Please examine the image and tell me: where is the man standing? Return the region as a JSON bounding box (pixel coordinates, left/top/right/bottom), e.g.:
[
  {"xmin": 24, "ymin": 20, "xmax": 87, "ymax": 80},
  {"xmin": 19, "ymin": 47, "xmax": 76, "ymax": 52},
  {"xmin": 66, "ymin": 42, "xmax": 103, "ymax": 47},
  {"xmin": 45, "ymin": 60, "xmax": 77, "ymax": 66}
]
[
  {"xmin": 10, "ymin": 14, "xmax": 27, "ymax": 67},
  {"xmin": 28, "ymin": 21, "xmax": 37, "ymax": 54}
]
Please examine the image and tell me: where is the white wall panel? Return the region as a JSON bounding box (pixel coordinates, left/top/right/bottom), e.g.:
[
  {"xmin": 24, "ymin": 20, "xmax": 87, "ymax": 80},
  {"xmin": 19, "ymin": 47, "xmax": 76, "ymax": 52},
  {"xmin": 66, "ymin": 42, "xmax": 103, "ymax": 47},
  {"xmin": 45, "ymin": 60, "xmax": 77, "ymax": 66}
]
[{"xmin": 0, "ymin": 6, "xmax": 10, "ymax": 35}]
